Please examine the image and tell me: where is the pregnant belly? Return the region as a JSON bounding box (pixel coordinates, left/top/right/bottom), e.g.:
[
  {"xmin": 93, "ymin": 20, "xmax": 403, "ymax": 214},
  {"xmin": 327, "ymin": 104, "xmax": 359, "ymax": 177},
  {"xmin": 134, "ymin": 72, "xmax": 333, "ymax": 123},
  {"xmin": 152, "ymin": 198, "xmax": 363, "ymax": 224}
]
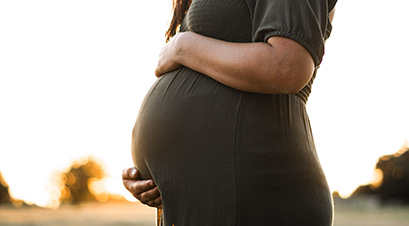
[
  {"xmin": 131, "ymin": 67, "xmax": 242, "ymax": 180},
  {"xmin": 131, "ymin": 68, "xmax": 332, "ymax": 224}
]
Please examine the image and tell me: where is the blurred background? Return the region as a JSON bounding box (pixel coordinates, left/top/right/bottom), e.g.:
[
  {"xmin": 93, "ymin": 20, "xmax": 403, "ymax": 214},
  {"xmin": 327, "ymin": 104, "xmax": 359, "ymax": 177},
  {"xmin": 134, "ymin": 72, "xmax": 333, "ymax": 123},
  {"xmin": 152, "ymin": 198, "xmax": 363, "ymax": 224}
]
[{"xmin": 1, "ymin": 0, "xmax": 409, "ymax": 225}]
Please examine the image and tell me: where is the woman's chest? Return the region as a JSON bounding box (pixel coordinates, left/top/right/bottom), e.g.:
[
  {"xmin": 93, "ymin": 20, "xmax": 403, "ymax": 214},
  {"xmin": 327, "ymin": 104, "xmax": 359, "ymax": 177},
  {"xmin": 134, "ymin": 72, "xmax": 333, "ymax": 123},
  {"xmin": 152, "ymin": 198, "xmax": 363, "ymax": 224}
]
[{"xmin": 180, "ymin": 0, "xmax": 253, "ymax": 42}]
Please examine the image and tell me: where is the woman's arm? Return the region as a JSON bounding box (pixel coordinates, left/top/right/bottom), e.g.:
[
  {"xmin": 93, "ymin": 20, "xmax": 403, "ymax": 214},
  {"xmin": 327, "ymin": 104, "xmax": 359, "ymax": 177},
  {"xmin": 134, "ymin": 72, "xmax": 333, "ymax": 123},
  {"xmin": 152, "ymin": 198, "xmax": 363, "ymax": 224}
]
[
  {"xmin": 156, "ymin": 33, "xmax": 315, "ymax": 94},
  {"xmin": 156, "ymin": 8, "xmax": 336, "ymax": 95},
  {"xmin": 329, "ymin": 7, "xmax": 335, "ymax": 22}
]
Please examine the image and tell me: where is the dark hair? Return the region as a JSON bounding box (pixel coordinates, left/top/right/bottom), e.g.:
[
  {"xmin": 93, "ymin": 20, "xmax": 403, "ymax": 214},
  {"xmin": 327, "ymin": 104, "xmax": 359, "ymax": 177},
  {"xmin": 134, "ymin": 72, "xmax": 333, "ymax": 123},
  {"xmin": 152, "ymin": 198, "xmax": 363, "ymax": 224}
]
[{"xmin": 165, "ymin": 0, "xmax": 193, "ymax": 42}]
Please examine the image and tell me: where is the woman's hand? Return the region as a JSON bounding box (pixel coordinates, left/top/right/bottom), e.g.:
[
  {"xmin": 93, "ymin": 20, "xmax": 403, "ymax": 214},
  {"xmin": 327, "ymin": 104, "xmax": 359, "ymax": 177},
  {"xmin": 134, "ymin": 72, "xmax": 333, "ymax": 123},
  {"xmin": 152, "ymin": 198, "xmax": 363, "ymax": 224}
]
[
  {"xmin": 155, "ymin": 33, "xmax": 185, "ymax": 77},
  {"xmin": 154, "ymin": 31, "xmax": 315, "ymax": 94},
  {"xmin": 122, "ymin": 167, "xmax": 162, "ymax": 208}
]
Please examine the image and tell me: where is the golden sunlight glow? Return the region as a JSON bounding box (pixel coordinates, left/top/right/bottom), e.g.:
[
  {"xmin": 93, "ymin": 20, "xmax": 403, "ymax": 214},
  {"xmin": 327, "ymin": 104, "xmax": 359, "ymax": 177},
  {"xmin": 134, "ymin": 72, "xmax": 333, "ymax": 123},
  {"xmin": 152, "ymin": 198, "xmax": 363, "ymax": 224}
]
[
  {"xmin": 370, "ymin": 169, "xmax": 383, "ymax": 189},
  {"xmin": 0, "ymin": 0, "xmax": 409, "ymax": 209},
  {"xmin": 88, "ymin": 178, "xmax": 110, "ymax": 203}
]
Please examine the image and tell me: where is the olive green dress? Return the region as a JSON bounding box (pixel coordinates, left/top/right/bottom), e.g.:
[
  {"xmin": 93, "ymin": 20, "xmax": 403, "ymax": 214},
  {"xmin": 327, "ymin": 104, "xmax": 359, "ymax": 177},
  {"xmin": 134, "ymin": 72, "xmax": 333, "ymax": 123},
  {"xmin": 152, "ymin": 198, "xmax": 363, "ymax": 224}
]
[{"xmin": 132, "ymin": 0, "xmax": 337, "ymax": 225}]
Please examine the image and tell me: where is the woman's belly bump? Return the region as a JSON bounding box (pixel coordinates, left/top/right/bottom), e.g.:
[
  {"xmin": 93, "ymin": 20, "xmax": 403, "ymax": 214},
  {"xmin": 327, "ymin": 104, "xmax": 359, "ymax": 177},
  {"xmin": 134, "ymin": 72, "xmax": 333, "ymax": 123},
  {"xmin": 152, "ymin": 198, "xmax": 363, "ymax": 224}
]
[
  {"xmin": 130, "ymin": 67, "xmax": 332, "ymax": 225},
  {"xmin": 131, "ymin": 67, "xmax": 241, "ymax": 180}
]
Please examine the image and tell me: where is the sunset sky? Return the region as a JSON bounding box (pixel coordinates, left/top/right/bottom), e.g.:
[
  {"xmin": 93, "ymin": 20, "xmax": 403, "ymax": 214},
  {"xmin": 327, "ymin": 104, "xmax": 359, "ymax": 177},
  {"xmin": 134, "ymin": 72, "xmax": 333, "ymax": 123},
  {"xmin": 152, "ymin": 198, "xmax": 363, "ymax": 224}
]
[{"xmin": 1, "ymin": 0, "xmax": 409, "ymax": 208}]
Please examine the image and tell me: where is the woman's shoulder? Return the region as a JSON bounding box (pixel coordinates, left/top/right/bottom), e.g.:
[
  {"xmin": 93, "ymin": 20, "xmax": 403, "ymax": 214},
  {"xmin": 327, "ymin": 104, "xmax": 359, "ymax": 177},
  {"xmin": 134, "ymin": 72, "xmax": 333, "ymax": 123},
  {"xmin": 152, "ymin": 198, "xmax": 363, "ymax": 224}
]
[{"xmin": 245, "ymin": 0, "xmax": 337, "ymax": 66}]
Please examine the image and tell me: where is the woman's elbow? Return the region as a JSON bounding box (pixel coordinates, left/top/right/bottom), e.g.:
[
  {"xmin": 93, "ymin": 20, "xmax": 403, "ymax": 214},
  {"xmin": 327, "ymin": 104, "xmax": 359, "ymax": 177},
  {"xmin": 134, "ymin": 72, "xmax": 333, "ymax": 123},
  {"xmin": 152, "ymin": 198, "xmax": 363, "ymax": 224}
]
[
  {"xmin": 267, "ymin": 68, "xmax": 314, "ymax": 94},
  {"xmin": 278, "ymin": 85, "xmax": 304, "ymax": 95},
  {"xmin": 265, "ymin": 36, "xmax": 315, "ymax": 94}
]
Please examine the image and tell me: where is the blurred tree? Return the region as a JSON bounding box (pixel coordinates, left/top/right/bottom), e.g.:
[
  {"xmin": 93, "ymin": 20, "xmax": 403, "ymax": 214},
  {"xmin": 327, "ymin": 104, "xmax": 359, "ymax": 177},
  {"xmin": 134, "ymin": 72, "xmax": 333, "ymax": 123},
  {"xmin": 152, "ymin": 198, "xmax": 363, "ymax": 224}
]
[
  {"xmin": 351, "ymin": 184, "xmax": 377, "ymax": 197},
  {"xmin": 352, "ymin": 145, "xmax": 409, "ymax": 205},
  {"xmin": 60, "ymin": 158, "xmax": 105, "ymax": 204},
  {"xmin": 0, "ymin": 172, "xmax": 11, "ymax": 205},
  {"xmin": 375, "ymin": 146, "xmax": 409, "ymax": 204}
]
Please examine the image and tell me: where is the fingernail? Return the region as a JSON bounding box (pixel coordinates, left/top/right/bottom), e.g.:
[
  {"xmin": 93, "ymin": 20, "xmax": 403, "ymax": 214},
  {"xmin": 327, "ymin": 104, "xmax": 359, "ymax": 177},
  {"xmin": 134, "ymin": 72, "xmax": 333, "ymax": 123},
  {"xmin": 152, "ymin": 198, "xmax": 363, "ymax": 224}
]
[
  {"xmin": 149, "ymin": 180, "xmax": 154, "ymax": 187},
  {"xmin": 131, "ymin": 168, "xmax": 137, "ymax": 176}
]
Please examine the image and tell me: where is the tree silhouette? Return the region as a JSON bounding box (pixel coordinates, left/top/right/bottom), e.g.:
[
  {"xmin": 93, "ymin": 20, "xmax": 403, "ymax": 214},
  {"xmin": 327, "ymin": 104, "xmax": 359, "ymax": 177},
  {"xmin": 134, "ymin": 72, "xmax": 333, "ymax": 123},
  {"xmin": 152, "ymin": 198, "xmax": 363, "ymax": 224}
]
[
  {"xmin": 60, "ymin": 157, "xmax": 105, "ymax": 204},
  {"xmin": 0, "ymin": 172, "xmax": 11, "ymax": 205},
  {"xmin": 375, "ymin": 147, "xmax": 409, "ymax": 204},
  {"xmin": 352, "ymin": 145, "xmax": 409, "ymax": 205}
]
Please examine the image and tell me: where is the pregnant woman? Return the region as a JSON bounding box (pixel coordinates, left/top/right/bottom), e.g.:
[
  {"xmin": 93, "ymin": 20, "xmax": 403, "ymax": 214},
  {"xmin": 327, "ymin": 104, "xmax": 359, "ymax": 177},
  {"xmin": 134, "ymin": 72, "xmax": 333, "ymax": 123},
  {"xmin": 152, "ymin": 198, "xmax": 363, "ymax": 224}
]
[{"xmin": 124, "ymin": 0, "xmax": 337, "ymax": 225}]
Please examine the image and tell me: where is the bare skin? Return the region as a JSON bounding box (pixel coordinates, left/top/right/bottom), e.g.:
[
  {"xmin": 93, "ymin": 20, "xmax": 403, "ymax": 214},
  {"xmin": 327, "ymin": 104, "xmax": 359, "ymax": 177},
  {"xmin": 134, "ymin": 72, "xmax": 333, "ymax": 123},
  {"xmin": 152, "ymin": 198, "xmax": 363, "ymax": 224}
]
[
  {"xmin": 122, "ymin": 167, "xmax": 162, "ymax": 208},
  {"xmin": 156, "ymin": 34, "xmax": 315, "ymax": 94},
  {"xmin": 123, "ymin": 8, "xmax": 336, "ymax": 209}
]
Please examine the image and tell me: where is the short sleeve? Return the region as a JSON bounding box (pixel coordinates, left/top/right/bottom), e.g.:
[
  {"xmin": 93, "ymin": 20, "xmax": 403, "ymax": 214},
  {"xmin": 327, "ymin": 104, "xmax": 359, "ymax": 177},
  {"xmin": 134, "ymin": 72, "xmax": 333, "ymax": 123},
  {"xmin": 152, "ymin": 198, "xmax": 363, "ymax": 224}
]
[{"xmin": 246, "ymin": 0, "xmax": 337, "ymax": 66}]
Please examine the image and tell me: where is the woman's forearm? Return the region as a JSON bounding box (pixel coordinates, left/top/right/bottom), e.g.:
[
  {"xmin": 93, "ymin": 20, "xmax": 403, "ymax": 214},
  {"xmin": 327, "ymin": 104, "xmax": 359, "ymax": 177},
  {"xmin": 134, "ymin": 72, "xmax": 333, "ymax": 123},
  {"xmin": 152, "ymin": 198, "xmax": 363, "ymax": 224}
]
[{"xmin": 171, "ymin": 32, "xmax": 315, "ymax": 94}]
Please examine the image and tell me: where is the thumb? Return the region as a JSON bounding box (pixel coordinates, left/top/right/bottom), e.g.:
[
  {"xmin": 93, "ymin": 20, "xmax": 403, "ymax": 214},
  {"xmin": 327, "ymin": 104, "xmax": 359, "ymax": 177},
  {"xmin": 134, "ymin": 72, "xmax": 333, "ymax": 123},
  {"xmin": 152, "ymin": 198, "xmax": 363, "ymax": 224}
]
[{"xmin": 122, "ymin": 167, "xmax": 139, "ymax": 180}]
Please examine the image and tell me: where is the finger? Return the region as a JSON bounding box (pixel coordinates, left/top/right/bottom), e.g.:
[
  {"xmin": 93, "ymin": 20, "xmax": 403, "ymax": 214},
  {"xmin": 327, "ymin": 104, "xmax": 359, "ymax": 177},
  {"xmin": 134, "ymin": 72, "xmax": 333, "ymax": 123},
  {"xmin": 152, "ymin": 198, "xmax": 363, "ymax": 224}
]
[
  {"xmin": 140, "ymin": 186, "xmax": 161, "ymax": 203},
  {"xmin": 155, "ymin": 66, "xmax": 161, "ymax": 78},
  {"xmin": 147, "ymin": 196, "xmax": 162, "ymax": 208},
  {"xmin": 123, "ymin": 179, "xmax": 151, "ymax": 196},
  {"xmin": 127, "ymin": 179, "xmax": 155, "ymax": 198},
  {"xmin": 122, "ymin": 167, "xmax": 139, "ymax": 180}
]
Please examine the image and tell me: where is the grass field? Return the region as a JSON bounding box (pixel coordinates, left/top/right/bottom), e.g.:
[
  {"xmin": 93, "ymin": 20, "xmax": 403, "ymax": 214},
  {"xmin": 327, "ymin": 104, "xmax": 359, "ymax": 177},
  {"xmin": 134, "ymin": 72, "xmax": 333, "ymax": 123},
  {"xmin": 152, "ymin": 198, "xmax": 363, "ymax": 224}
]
[
  {"xmin": 1, "ymin": 198, "xmax": 409, "ymax": 226},
  {"xmin": 333, "ymin": 197, "xmax": 409, "ymax": 226},
  {"xmin": 0, "ymin": 202, "xmax": 156, "ymax": 226},
  {"xmin": 334, "ymin": 205, "xmax": 409, "ymax": 226}
]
